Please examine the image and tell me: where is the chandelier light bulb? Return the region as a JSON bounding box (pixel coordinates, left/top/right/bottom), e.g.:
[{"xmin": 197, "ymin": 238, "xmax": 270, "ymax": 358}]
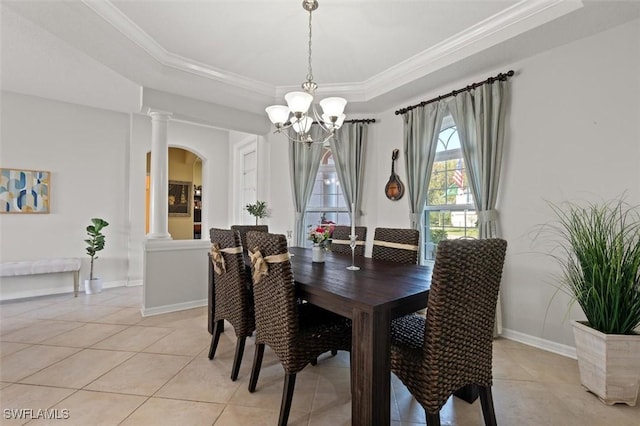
[
  {"xmin": 292, "ymin": 116, "xmax": 313, "ymax": 134},
  {"xmin": 319, "ymin": 97, "xmax": 347, "ymax": 118},
  {"xmin": 265, "ymin": 105, "xmax": 290, "ymax": 126},
  {"xmin": 285, "ymin": 91, "xmax": 313, "ymax": 115},
  {"xmin": 322, "ymin": 113, "xmax": 346, "ymax": 129}
]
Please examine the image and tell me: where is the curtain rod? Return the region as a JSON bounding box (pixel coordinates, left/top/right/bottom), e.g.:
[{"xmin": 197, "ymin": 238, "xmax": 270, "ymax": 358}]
[
  {"xmin": 394, "ymin": 70, "xmax": 514, "ymax": 116},
  {"xmin": 344, "ymin": 118, "xmax": 376, "ymax": 124},
  {"xmin": 310, "ymin": 118, "xmax": 376, "ymax": 125}
]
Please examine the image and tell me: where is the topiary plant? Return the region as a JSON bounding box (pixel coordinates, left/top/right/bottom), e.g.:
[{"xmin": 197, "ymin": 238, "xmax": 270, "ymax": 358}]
[{"xmin": 245, "ymin": 201, "xmax": 268, "ymax": 225}]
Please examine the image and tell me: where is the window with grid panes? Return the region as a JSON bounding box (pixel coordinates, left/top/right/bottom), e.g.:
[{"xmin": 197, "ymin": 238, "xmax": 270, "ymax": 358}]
[
  {"xmin": 423, "ymin": 116, "xmax": 478, "ymax": 263},
  {"xmin": 304, "ymin": 147, "xmax": 349, "ymax": 247}
]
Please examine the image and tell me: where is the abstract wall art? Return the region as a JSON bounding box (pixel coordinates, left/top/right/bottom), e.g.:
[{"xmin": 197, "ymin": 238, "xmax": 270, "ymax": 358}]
[{"xmin": 0, "ymin": 168, "xmax": 51, "ymax": 214}]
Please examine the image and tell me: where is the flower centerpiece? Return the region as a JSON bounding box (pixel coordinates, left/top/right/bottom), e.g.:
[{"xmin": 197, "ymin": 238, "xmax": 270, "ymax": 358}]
[
  {"xmin": 308, "ymin": 225, "xmax": 331, "ymax": 263},
  {"xmin": 308, "ymin": 225, "xmax": 331, "ymax": 248}
]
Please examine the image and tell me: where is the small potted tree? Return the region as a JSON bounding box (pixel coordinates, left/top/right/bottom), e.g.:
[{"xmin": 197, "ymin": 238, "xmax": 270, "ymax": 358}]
[
  {"xmin": 544, "ymin": 197, "xmax": 640, "ymax": 405},
  {"xmin": 245, "ymin": 201, "xmax": 268, "ymax": 225},
  {"xmin": 84, "ymin": 217, "xmax": 109, "ymax": 294}
]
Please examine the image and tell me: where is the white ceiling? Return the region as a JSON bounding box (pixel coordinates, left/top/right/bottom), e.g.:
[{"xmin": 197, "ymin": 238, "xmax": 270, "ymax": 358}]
[{"xmin": 2, "ymin": 1, "xmax": 640, "ymax": 121}]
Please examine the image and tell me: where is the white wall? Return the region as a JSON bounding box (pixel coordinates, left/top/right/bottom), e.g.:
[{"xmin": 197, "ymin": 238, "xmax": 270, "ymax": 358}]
[
  {"xmin": 500, "ymin": 18, "xmax": 640, "ymax": 346},
  {"xmin": 0, "ymin": 92, "xmax": 130, "ymax": 288},
  {"xmin": 263, "ymin": 19, "xmax": 640, "ymax": 349},
  {"xmin": 0, "ymin": 91, "xmax": 232, "ymax": 297}
]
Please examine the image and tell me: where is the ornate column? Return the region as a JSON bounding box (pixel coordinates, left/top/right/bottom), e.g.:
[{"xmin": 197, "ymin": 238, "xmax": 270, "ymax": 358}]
[{"xmin": 147, "ymin": 111, "xmax": 172, "ymax": 239}]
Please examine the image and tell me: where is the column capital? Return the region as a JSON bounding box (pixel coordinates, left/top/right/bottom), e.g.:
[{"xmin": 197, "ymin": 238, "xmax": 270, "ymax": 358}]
[{"xmin": 148, "ymin": 110, "xmax": 173, "ymax": 121}]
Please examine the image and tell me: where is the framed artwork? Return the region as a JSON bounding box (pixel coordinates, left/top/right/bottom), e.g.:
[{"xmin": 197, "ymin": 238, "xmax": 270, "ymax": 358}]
[
  {"xmin": 168, "ymin": 180, "xmax": 191, "ymax": 216},
  {"xmin": 0, "ymin": 168, "xmax": 51, "ymax": 214}
]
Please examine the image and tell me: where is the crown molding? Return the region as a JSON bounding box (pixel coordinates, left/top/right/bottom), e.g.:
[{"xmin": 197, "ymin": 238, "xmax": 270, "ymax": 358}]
[
  {"xmin": 359, "ymin": 0, "xmax": 583, "ymax": 100},
  {"xmin": 84, "ymin": 0, "xmax": 582, "ymax": 103},
  {"xmin": 81, "ymin": 0, "xmax": 275, "ymax": 97}
]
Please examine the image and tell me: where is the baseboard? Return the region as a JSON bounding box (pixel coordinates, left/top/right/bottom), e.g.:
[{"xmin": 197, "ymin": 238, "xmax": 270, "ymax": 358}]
[
  {"xmin": 141, "ymin": 298, "xmax": 207, "ymax": 317},
  {"xmin": 501, "ymin": 328, "xmax": 577, "ymax": 359},
  {"xmin": 126, "ymin": 280, "xmax": 143, "ymax": 287},
  {"xmin": 0, "ymin": 278, "xmax": 127, "ymax": 302}
]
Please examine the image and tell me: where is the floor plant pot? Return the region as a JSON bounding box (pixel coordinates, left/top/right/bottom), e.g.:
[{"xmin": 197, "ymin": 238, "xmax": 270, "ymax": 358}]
[
  {"xmin": 84, "ymin": 278, "xmax": 103, "ymax": 295},
  {"xmin": 572, "ymin": 320, "xmax": 640, "ymax": 406}
]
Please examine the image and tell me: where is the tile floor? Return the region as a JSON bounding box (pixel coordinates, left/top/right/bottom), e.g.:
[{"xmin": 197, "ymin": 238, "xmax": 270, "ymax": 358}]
[{"xmin": 1, "ymin": 286, "xmax": 639, "ymax": 425}]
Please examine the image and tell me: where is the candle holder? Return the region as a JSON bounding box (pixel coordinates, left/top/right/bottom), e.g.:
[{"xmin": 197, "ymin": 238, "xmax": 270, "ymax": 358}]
[
  {"xmin": 286, "ymin": 230, "xmax": 294, "ymax": 256},
  {"xmin": 347, "ymin": 234, "xmax": 360, "ymax": 271}
]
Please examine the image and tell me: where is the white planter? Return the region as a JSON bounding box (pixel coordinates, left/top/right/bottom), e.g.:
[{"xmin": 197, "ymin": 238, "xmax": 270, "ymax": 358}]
[
  {"xmin": 572, "ymin": 320, "xmax": 640, "ymax": 406},
  {"xmin": 312, "ymin": 245, "xmax": 325, "ymax": 263},
  {"xmin": 84, "ymin": 278, "xmax": 103, "ymax": 295}
]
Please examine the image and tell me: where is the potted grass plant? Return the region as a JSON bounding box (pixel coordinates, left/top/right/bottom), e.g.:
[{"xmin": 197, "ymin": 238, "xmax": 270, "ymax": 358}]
[
  {"xmin": 84, "ymin": 217, "xmax": 109, "ymax": 294},
  {"xmin": 545, "ymin": 197, "xmax": 640, "ymax": 406}
]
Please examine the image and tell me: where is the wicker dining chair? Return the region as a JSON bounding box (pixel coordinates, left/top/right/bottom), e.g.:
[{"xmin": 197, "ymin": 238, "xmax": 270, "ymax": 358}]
[
  {"xmin": 208, "ymin": 228, "xmax": 255, "ymax": 381},
  {"xmin": 329, "ymin": 225, "xmax": 367, "ymax": 256},
  {"xmin": 245, "ymin": 231, "xmax": 352, "ymax": 426},
  {"xmin": 230, "ymin": 225, "xmax": 269, "ymax": 251},
  {"xmin": 390, "ymin": 238, "xmax": 507, "ymax": 426},
  {"xmin": 372, "ymin": 227, "xmax": 419, "ymax": 264}
]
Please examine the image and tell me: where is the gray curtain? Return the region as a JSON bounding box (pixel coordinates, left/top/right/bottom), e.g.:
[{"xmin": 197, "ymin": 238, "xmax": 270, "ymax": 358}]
[
  {"xmin": 330, "ymin": 122, "xmax": 368, "ymax": 225},
  {"xmin": 403, "ymin": 102, "xmax": 447, "ymax": 231},
  {"xmin": 447, "ymin": 80, "xmax": 509, "ymax": 335},
  {"xmin": 446, "ymin": 81, "xmax": 509, "ymax": 239},
  {"xmin": 289, "ymin": 127, "xmax": 324, "ymax": 246}
]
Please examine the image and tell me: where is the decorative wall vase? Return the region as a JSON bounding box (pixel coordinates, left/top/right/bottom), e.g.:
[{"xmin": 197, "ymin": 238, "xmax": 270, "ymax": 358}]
[
  {"xmin": 312, "ymin": 244, "xmax": 325, "ymax": 263},
  {"xmin": 572, "ymin": 320, "xmax": 640, "ymax": 406}
]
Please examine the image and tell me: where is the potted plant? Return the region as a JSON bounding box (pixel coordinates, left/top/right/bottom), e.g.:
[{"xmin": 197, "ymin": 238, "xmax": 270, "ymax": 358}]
[
  {"xmin": 545, "ymin": 197, "xmax": 640, "ymax": 406},
  {"xmin": 245, "ymin": 201, "xmax": 268, "ymax": 225},
  {"xmin": 84, "ymin": 217, "xmax": 109, "ymax": 294}
]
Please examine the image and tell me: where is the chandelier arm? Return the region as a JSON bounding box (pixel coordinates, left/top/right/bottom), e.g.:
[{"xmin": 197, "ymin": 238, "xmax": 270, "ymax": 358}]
[{"xmin": 310, "ymin": 105, "xmax": 333, "ymax": 134}]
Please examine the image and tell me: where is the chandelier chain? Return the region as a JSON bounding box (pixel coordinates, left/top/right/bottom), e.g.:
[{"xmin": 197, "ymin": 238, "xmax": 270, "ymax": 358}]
[{"xmin": 306, "ymin": 8, "xmax": 314, "ymax": 85}]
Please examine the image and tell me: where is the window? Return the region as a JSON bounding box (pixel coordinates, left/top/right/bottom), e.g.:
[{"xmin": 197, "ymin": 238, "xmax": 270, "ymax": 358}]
[
  {"xmin": 305, "ymin": 147, "xmax": 349, "ymax": 246},
  {"xmin": 240, "ymin": 149, "xmax": 257, "ymax": 224},
  {"xmin": 423, "ymin": 116, "xmax": 478, "ymax": 262}
]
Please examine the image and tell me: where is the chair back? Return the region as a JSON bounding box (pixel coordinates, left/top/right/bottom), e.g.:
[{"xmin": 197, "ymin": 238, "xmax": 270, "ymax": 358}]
[
  {"xmin": 372, "ymin": 227, "xmax": 419, "ymax": 264},
  {"xmin": 246, "ymin": 231, "xmax": 298, "ymax": 361},
  {"xmin": 423, "ymin": 238, "xmax": 507, "ymax": 410},
  {"xmin": 330, "ymin": 226, "xmax": 367, "ymax": 256},
  {"xmin": 230, "ymin": 225, "xmax": 269, "ymax": 251},
  {"xmin": 209, "ymin": 228, "xmax": 255, "ymax": 337}
]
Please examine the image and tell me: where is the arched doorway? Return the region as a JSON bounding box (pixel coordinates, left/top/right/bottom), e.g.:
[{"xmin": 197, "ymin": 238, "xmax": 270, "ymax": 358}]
[{"xmin": 145, "ymin": 147, "xmax": 203, "ymax": 240}]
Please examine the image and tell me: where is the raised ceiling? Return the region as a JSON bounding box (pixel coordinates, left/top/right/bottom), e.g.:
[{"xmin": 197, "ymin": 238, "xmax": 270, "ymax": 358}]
[{"xmin": 2, "ymin": 1, "xmax": 640, "ymax": 121}]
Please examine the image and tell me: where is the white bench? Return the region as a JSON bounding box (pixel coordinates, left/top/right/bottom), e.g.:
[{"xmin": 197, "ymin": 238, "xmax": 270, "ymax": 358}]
[{"xmin": 0, "ymin": 258, "xmax": 82, "ymax": 297}]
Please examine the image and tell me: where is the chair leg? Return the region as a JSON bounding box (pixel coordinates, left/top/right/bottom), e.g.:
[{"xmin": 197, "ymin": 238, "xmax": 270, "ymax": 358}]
[
  {"xmin": 208, "ymin": 319, "xmax": 223, "ymax": 360},
  {"xmin": 478, "ymin": 385, "xmax": 497, "ymax": 426},
  {"xmin": 331, "ymin": 349, "xmax": 337, "ymax": 356},
  {"xmin": 248, "ymin": 343, "xmax": 265, "ymax": 393},
  {"xmin": 278, "ymin": 373, "xmax": 296, "ymax": 426},
  {"xmin": 454, "ymin": 383, "xmax": 479, "ymax": 403},
  {"xmin": 311, "ymin": 357, "xmax": 318, "ymax": 366},
  {"xmin": 425, "ymin": 410, "xmax": 441, "ymax": 426},
  {"xmin": 230, "ymin": 336, "xmax": 246, "ymax": 381}
]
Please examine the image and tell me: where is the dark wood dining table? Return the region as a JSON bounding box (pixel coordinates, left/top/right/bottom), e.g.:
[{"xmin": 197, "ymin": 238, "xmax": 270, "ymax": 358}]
[{"xmin": 288, "ymin": 247, "xmax": 431, "ymax": 425}]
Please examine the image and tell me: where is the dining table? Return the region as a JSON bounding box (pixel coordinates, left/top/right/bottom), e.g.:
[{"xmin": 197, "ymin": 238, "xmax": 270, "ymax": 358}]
[{"xmin": 287, "ymin": 246, "xmax": 431, "ymax": 425}]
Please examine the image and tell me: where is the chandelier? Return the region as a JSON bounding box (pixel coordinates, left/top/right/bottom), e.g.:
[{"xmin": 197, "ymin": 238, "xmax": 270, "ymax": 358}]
[{"xmin": 265, "ymin": 0, "xmax": 347, "ymax": 146}]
